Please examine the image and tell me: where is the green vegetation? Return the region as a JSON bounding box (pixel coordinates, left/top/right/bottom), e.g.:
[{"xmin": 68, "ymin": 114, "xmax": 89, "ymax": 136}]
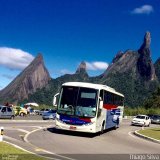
[
  {"xmin": 154, "ymin": 58, "xmax": 160, "ymax": 82},
  {"xmin": 0, "ymin": 142, "xmax": 45, "ymax": 160},
  {"xmin": 124, "ymin": 107, "xmax": 160, "ymax": 116},
  {"xmin": 138, "ymin": 128, "xmax": 160, "ymax": 140},
  {"xmin": 144, "ymin": 87, "xmax": 160, "ymax": 109},
  {"xmin": 124, "ymin": 87, "xmax": 160, "ymax": 116},
  {"xmin": 101, "ymin": 70, "xmax": 159, "ymax": 107}
]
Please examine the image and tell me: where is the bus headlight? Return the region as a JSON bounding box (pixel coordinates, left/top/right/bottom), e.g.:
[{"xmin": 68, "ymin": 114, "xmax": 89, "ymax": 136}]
[{"xmin": 83, "ymin": 122, "xmax": 94, "ymax": 126}]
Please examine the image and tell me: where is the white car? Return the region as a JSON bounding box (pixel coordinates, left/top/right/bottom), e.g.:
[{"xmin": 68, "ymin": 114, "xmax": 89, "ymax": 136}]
[{"xmin": 131, "ymin": 115, "xmax": 151, "ymax": 127}]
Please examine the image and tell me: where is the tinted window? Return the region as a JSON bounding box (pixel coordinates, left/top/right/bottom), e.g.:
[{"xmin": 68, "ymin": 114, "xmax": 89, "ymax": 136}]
[
  {"xmin": 104, "ymin": 91, "xmax": 124, "ymax": 106},
  {"xmin": 7, "ymin": 107, "xmax": 12, "ymax": 112},
  {"xmin": 1, "ymin": 107, "xmax": 6, "ymax": 112},
  {"xmin": 136, "ymin": 116, "xmax": 145, "ymax": 119}
]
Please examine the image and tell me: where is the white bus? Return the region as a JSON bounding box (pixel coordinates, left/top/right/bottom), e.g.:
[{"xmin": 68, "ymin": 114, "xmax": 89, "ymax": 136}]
[{"xmin": 53, "ymin": 82, "xmax": 124, "ymax": 133}]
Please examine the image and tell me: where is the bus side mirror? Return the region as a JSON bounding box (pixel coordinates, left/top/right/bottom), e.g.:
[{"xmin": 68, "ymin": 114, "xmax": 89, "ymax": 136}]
[
  {"xmin": 99, "ymin": 97, "xmax": 103, "ymax": 109},
  {"xmin": 53, "ymin": 93, "xmax": 59, "ymax": 107}
]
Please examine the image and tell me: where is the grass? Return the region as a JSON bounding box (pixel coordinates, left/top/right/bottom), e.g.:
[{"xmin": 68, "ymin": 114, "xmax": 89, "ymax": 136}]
[
  {"xmin": 138, "ymin": 128, "xmax": 160, "ymax": 140},
  {"xmin": 0, "ymin": 142, "xmax": 46, "ymax": 160}
]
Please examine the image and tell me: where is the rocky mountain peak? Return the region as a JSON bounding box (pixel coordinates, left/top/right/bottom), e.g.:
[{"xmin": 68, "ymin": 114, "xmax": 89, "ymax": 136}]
[
  {"xmin": 138, "ymin": 31, "xmax": 151, "ymax": 54},
  {"xmin": 137, "ymin": 31, "xmax": 156, "ymax": 81},
  {"xmin": 76, "ymin": 61, "xmax": 87, "ymax": 74},
  {"xmin": 144, "ymin": 31, "xmax": 151, "ymax": 49},
  {"xmin": 154, "ymin": 58, "xmax": 160, "ymax": 82},
  {"xmin": 0, "ymin": 53, "xmax": 50, "ymax": 104},
  {"xmin": 112, "ymin": 51, "xmax": 124, "ymax": 63}
]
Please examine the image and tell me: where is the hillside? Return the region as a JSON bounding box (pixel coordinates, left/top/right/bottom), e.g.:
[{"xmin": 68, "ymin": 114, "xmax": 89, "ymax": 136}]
[
  {"xmin": 98, "ymin": 32, "xmax": 159, "ymax": 106},
  {"xmin": 144, "ymin": 87, "xmax": 160, "ymax": 109},
  {"xmin": 1, "ymin": 32, "xmax": 160, "ymax": 107},
  {"xmin": 0, "ymin": 54, "xmax": 50, "ymax": 104},
  {"xmin": 23, "ymin": 32, "xmax": 159, "ymax": 107}
]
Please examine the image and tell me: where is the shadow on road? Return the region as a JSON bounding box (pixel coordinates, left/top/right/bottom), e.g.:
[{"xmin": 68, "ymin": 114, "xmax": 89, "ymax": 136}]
[{"xmin": 46, "ymin": 127, "xmax": 115, "ymax": 138}]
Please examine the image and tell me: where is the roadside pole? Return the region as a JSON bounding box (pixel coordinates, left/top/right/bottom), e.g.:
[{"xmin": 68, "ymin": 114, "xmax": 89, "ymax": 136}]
[{"xmin": 0, "ymin": 126, "xmax": 4, "ymax": 142}]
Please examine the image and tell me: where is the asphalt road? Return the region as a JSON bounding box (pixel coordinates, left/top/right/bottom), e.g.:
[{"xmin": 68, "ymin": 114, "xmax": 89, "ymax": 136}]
[{"xmin": 0, "ymin": 119, "xmax": 160, "ymax": 160}]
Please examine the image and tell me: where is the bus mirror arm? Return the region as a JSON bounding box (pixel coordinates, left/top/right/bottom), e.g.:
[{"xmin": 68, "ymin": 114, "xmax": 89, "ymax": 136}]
[{"xmin": 53, "ymin": 93, "xmax": 60, "ymax": 107}]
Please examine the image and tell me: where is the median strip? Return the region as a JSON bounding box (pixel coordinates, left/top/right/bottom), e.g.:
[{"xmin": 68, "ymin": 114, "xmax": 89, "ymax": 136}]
[{"xmin": 134, "ymin": 127, "xmax": 160, "ymax": 144}]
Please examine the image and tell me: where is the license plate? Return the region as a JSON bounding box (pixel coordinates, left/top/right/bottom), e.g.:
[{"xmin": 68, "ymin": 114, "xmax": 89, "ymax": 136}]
[{"xmin": 70, "ymin": 126, "xmax": 76, "ymax": 130}]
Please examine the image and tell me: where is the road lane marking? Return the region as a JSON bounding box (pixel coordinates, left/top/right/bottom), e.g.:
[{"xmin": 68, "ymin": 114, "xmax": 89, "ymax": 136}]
[
  {"xmin": 128, "ymin": 131, "xmax": 138, "ymax": 139},
  {"xmin": 35, "ymin": 148, "xmax": 45, "ymax": 152},
  {"xmin": 4, "ymin": 135, "xmax": 22, "ymax": 143},
  {"xmin": 4, "ymin": 140, "xmax": 60, "ymax": 160},
  {"xmin": 24, "ymin": 125, "xmax": 76, "ymax": 160},
  {"xmin": 17, "ymin": 129, "xmax": 30, "ymax": 134}
]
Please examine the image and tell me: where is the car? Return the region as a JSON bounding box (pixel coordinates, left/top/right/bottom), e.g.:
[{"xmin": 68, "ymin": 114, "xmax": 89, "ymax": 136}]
[
  {"xmin": 33, "ymin": 109, "xmax": 40, "ymax": 115},
  {"xmin": 13, "ymin": 106, "xmax": 27, "ymax": 116},
  {"xmin": 39, "ymin": 109, "xmax": 49, "ymax": 115},
  {"xmin": 150, "ymin": 115, "xmax": 160, "ymax": 124},
  {"xmin": 42, "ymin": 110, "xmax": 56, "ymax": 120},
  {"xmin": 131, "ymin": 115, "xmax": 151, "ymax": 127},
  {"xmin": 0, "ymin": 105, "xmax": 15, "ymax": 119}
]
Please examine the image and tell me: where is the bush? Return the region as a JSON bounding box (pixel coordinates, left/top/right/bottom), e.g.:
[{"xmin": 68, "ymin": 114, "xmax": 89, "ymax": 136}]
[{"xmin": 124, "ymin": 107, "xmax": 160, "ymax": 116}]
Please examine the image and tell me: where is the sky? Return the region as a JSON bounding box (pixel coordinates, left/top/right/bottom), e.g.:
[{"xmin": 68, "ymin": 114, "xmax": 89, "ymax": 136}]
[{"xmin": 0, "ymin": 0, "xmax": 160, "ymax": 89}]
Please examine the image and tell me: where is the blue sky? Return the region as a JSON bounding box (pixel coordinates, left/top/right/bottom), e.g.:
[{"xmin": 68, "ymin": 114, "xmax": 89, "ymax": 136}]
[{"xmin": 0, "ymin": 0, "xmax": 160, "ymax": 89}]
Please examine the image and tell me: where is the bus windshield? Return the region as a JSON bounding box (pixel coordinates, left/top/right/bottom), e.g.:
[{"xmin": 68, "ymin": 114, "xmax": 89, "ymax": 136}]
[{"xmin": 57, "ymin": 86, "xmax": 98, "ymax": 118}]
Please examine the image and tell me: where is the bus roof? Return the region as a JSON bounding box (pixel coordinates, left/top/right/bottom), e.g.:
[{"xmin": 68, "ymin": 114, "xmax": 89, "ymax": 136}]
[{"xmin": 62, "ymin": 82, "xmax": 124, "ymax": 97}]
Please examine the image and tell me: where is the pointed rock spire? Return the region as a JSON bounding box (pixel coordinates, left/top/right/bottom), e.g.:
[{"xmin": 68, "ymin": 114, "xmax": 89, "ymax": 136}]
[
  {"xmin": 76, "ymin": 61, "xmax": 87, "ymax": 74},
  {"xmin": 138, "ymin": 31, "xmax": 151, "ymax": 54},
  {"xmin": 0, "ymin": 53, "xmax": 50, "ymax": 104},
  {"xmin": 154, "ymin": 58, "xmax": 160, "ymax": 81},
  {"xmin": 137, "ymin": 32, "xmax": 156, "ymax": 81}
]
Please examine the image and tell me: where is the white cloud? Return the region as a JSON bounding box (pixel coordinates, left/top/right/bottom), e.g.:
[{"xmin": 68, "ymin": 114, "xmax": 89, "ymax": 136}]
[
  {"xmin": 0, "ymin": 47, "xmax": 34, "ymax": 70},
  {"xmin": 131, "ymin": 5, "xmax": 154, "ymax": 15},
  {"xmin": 86, "ymin": 61, "xmax": 109, "ymax": 71}
]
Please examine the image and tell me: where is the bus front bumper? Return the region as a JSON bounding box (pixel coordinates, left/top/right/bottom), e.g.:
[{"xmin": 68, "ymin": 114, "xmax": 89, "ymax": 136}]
[{"xmin": 55, "ymin": 120, "xmax": 96, "ymax": 133}]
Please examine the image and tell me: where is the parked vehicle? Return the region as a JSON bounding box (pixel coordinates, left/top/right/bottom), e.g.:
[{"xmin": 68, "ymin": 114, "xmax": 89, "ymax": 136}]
[
  {"xmin": 39, "ymin": 109, "xmax": 49, "ymax": 115},
  {"xmin": 150, "ymin": 115, "xmax": 160, "ymax": 124},
  {"xmin": 31, "ymin": 109, "xmax": 40, "ymax": 115},
  {"xmin": 13, "ymin": 106, "xmax": 27, "ymax": 116},
  {"xmin": 131, "ymin": 115, "xmax": 151, "ymax": 127},
  {"xmin": 0, "ymin": 105, "xmax": 15, "ymax": 119},
  {"xmin": 42, "ymin": 110, "xmax": 56, "ymax": 120}
]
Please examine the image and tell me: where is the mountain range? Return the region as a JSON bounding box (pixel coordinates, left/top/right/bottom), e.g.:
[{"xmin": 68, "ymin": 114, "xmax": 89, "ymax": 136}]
[{"xmin": 0, "ymin": 31, "xmax": 160, "ymax": 107}]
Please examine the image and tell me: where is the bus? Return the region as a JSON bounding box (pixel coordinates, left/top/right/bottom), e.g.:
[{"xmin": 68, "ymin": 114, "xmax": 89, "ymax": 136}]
[{"xmin": 53, "ymin": 82, "xmax": 124, "ymax": 134}]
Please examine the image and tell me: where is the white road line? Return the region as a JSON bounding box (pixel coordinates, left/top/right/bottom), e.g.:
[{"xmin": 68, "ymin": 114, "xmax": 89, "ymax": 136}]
[
  {"xmin": 17, "ymin": 129, "xmax": 30, "ymax": 134},
  {"xmin": 128, "ymin": 131, "xmax": 138, "ymax": 139},
  {"xmin": 3, "ymin": 140, "xmax": 60, "ymax": 160},
  {"xmin": 4, "ymin": 135, "xmax": 22, "ymax": 143},
  {"xmin": 24, "ymin": 125, "xmax": 77, "ymax": 160}
]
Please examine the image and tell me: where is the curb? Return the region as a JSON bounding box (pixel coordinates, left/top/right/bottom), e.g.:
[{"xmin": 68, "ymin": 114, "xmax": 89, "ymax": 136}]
[{"xmin": 134, "ymin": 129, "xmax": 160, "ymax": 144}]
